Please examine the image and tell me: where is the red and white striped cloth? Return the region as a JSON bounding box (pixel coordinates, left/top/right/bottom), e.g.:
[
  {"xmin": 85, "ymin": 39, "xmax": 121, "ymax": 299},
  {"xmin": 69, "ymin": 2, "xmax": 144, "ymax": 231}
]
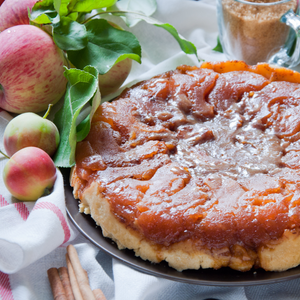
[
  {"xmin": 0, "ymin": 110, "xmax": 77, "ymax": 275},
  {"xmin": 0, "ymin": 109, "xmax": 78, "ymax": 299}
]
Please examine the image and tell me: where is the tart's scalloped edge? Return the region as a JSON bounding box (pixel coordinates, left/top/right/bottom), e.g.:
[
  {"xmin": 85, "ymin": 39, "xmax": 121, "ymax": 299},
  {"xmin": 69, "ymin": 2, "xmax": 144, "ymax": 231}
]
[{"xmin": 72, "ymin": 177, "xmax": 300, "ymax": 272}]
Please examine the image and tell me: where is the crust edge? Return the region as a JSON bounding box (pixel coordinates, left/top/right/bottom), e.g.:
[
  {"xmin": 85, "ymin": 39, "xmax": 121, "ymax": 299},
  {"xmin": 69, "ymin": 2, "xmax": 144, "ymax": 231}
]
[{"xmin": 73, "ymin": 180, "xmax": 300, "ymax": 272}]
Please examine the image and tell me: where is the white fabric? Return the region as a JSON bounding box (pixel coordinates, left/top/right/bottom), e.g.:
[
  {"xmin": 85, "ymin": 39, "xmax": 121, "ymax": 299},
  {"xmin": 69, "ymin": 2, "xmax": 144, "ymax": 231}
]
[{"xmin": 1, "ymin": 0, "xmax": 300, "ymax": 299}]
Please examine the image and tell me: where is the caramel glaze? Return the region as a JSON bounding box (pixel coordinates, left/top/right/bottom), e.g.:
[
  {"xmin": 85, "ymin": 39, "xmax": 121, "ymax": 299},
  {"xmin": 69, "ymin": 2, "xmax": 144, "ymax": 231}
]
[{"xmin": 72, "ymin": 63, "xmax": 300, "ymax": 252}]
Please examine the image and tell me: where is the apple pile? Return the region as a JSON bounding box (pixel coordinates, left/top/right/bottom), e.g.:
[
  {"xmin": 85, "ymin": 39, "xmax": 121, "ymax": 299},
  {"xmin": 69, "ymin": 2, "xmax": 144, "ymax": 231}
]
[
  {"xmin": 0, "ymin": 0, "xmax": 61, "ymax": 200},
  {"xmin": 0, "ymin": 0, "xmax": 132, "ymax": 201},
  {"xmin": 1, "ymin": 107, "xmax": 60, "ymax": 201}
]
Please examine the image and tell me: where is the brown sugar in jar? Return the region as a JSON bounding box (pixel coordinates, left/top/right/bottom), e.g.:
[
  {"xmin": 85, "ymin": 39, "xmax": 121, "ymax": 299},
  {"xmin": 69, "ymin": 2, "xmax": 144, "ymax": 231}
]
[{"xmin": 220, "ymin": 0, "xmax": 297, "ymax": 65}]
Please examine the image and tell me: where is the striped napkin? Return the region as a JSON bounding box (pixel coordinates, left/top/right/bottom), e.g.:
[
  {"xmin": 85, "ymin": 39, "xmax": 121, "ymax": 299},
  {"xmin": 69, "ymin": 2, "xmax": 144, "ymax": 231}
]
[{"xmin": 0, "ymin": 109, "xmax": 77, "ymax": 275}]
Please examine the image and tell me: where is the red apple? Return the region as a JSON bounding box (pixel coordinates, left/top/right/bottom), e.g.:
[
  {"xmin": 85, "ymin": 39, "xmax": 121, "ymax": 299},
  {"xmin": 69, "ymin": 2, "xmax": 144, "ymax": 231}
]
[
  {"xmin": 3, "ymin": 147, "xmax": 57, "ymax": 201},
  {"xmin": 98, "ymin": 22, "xmax": 132, "ymax": 97},
  {"xmin": 0, "ymin": 25, "xmax": 67, "ymax": 113},
  {"xmin": 99, "ymin": 58, "xmax": 132, "ymax": 97},
  {"xmin": 3, "ymin": 112, "xmax": 60, "ymax": 157},
  {"xmin": 0, "ymin": 0, "xmax": 37, "ymax": 32}
]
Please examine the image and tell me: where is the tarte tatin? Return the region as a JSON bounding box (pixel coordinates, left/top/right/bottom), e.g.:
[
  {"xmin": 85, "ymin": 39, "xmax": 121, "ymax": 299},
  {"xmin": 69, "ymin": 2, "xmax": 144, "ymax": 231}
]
[{"xmin": 71, "ymin": 61, "xmax": 300, "ymax": 272}]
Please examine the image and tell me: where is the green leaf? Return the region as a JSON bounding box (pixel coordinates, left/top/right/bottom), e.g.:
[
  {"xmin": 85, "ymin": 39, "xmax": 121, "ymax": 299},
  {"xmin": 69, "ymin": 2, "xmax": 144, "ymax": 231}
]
[
  {"xmin": 67, "ymin": 19, "xmax": 141, "ymax": 74},
  {"xmin": 76, "ymin": 92, "xmax": 100, "ymax": 143},
  {"xmin": 114, "ymin": 0, "xmax": 157, "ymax": 27},
  {"xmin": 155, "ymin": 23, "xmax": 198, "ymax": 58},
  {"xmin": 68, "ymin": 0, "xmax": 117, "ymax": 13},
  {"xmin": 68, "ymin": 12, "xmax": 79, "ymax": 20},
  {"xmin": 53, "ymin": 17, "xmax": 88, "ymax": 51},
  {"xmin": 106, "ymin": 11, "xmax": 199, "ymax": 61},
  {"xmin": 30, "ymin": 0, "xmax": 59, "ymax": 24},
  {"xmin": 213, "ymin": 36, "xmax": 223, "ymax": 53},
  {"xmin": 54, "ymin": 0, "xmax": 71, "ymax": 16},
  {"xmin": 53, "ymin": 66, "xmax": 100, "ymax": 168},
  {"xmin": 76, "ymin": 114, "xmax": 90, "ymax": 142}
]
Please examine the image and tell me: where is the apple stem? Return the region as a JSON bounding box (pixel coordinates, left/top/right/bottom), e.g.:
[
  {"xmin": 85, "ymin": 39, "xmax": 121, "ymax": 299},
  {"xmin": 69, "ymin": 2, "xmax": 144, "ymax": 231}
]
[
  {"xmin": 43, "ymin": 104, "xmax": 53, "ymax": 119},
  {"xmin": 0, "ymin": 149, "xmax": 10, "ymax": 159}
]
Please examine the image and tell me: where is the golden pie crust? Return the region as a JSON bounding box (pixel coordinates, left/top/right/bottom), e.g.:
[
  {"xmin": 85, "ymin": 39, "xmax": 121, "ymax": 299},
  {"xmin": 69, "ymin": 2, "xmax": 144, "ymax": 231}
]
[{"xmin": 71, "ymin": 61, "xmax": 300, "ymax": 272}]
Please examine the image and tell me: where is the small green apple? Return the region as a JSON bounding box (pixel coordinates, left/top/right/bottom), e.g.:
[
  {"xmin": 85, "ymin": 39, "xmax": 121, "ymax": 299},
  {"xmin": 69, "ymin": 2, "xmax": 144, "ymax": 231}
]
[{"xmin": 3, "ymin": 111, "xmax": 60, "ymax": 157}]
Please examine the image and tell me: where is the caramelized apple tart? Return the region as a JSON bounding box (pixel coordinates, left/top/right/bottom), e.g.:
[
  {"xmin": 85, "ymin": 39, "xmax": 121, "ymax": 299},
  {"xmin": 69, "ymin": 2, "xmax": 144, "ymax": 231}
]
[{"xmin": 71, "ymin": 61, "xmax": 300, "ymax": 272}]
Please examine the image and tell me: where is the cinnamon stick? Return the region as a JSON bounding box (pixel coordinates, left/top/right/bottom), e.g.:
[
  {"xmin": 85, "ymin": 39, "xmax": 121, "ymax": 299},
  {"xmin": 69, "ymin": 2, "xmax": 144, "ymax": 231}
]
[
  {"xmin": 66, "ymin": 245, "xmax": 96, "ymax": 300},
  {"xmin": 47, "ymin": 268, "xmax": 67, "ymax": 300},
  {"xmin": 48, "ymin": 246, "xmax": 107, "ymax": 300},
  {"xmin": 58, "ymin": 267, "xmax": 75, "ymax": 300},
  {"xmin": 67, "ymin": 245, "xmax": 95, "ymax": 300},
  {"xmin": 66, "ymin": 253, "xmax": 84, "ymax": 300},
  {"xmin": 93, "ymin": 289, "xmax": 107, "ymax": 300}
]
